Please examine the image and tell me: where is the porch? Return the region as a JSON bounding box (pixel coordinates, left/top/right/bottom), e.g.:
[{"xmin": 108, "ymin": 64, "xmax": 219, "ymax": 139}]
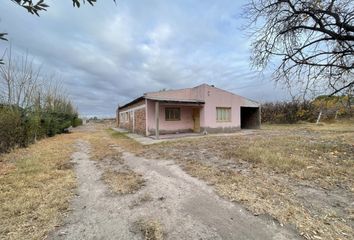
[{"xmin": 146, "ymin": 98, "xmax": 205, "ymax": 139}]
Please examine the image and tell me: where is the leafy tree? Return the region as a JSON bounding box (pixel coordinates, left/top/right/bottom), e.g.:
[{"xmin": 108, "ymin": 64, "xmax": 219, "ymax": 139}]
[
  {"xmin": 245, "ymin": 0, "xmax": 354, "ymax": 98},
  {"xmin": 10, "ymin": 0, "xmax": 107, "ymax": 16}
]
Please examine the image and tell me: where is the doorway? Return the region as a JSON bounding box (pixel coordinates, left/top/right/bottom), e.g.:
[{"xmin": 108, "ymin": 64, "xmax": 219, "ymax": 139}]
[
  {"xmin": 192, "ymin": 108, "xmax": 200, "ymax": 132},
  {"xmin": 240, "ymin": 107, "xmax": 260, "ymax": 129}
]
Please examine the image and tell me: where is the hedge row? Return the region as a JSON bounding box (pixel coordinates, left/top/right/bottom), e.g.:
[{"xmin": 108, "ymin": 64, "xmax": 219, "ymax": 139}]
[
  {"xmin": 261, "ymin": 96, "xmax": 353, "ymax": 124},
  {"xmin": 0, "ymin": 106, "xmax": 82, "ymax": 154}
]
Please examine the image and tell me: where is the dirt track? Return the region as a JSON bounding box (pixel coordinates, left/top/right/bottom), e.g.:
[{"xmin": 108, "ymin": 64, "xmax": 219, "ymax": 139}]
[{"xmin": 49, "ymin": 125, "xmax": 300, "ymax": 239}]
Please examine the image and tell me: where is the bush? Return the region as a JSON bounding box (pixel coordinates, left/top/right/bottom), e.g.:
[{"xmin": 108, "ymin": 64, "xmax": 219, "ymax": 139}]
[
  {"xmin": 261, "ymin": 96, "xmax": 353, "ymax": 124},
  {"xmin": 72, "ymin": 117, "xmax": 83, "ymax": 127},
  {"xmin": 0, "ymin": 107, "xmax": 22, "ymax": 153},
  {"xmin": 0, "ymin": 105, "xmax": 81, "ymax": 154},
  {"xmin": 261, "ymin": 101, "xmax": 318, "ymax": 124}
]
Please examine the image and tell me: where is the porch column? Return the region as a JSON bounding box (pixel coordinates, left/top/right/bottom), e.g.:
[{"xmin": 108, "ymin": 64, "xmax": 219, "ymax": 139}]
[{"xmin": 155, "ymin": 101, "xmax": 159, "ymax": 139}]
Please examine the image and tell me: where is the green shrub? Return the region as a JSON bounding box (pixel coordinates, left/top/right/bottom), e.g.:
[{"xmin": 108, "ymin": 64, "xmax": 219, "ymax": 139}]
[
  {"xmin": 0, "ymin": 105, "xmax": 81, "ymax": 154},
  {"xmin": 72, "ymin": 117, "xmax": 83, "ymax": 127},
  {"xmin": 0, "ymin": 107, "xmax": 22, "ymax": 153}
]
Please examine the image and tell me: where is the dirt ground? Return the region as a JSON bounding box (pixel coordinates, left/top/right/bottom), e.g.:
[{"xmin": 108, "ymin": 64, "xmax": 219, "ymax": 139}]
[
  {"xmin": 138, "ymin": 121, "xmax": 354, "ymax": 240},
  {"xmin": 48, "ymin": 124, "xmax": 301, "ymax": 240}
]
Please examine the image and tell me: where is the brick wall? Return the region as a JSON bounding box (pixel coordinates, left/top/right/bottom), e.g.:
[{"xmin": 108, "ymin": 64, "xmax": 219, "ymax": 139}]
[
  {"xmin": 118, "ymin": 100, "xmax": 146, "ymax": 135},
  {"xmin": 134, "ymin": 108, "xmax": 146, "ymax": 135}
]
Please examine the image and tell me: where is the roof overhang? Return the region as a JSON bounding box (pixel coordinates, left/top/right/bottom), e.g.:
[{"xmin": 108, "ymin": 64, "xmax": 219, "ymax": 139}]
[
  {"xmin": 118, "ymin": 96, "xmax": 205, "ymax": 110},
  {"xmin": 145, "ymin": 96, "xmax": 205, "ymax": 104},
  {"xmin": 118, "ymin": 96, "xmax": 145, "ymax": 110}
]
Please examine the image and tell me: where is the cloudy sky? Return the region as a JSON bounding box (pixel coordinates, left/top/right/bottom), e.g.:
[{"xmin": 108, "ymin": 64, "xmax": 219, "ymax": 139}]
[{"xmin": 0, "ymin": 0, "xmax": 290, "ymax": 117}]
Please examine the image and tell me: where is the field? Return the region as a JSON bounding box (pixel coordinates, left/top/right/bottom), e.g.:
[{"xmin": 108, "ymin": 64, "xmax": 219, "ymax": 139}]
[
  {"xmin": 0, "ymin": 132, "xmax": 80, "ymax": 239},
  {"xmin": 0, "ymin": 120, "xmax": 353, "ymax": 240},
  {"xmin": 138, "ymin": 121, "xmax": 354, "ymax": 240}
]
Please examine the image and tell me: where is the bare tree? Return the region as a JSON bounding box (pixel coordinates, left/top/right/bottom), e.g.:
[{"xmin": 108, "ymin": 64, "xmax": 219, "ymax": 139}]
[
  {"xmin": 244, "ymin": 0, "xmax": 354, "ymax": 98},
  {"xmin": 0, "ymin": 47, "xmax": 42, "ymax": 108}
]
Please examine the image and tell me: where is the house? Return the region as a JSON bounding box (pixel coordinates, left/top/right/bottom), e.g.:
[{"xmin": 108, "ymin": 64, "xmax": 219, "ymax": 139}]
[{"xmin": 116, "ymin": 84, "xmax": 260, "ymax": 139}]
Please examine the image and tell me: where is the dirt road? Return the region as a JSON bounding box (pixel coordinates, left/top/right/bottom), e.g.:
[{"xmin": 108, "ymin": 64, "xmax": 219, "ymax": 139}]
[{"xmin": 49, "ymin": 130, "xmax": 300, "ymax": 239}]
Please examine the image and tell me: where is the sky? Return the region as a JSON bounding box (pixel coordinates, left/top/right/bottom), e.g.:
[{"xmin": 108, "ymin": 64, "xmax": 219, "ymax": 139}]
[{"xmin": 0, "ymin": 0, "xmax": 290, "ymax": 117}]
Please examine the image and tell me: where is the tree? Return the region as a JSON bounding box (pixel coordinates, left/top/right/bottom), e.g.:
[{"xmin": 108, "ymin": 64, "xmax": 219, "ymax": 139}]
[
  {"xmin": 10, "ymin": 0, "xmax": 105, "ymax": 16},
  {"xmin": 245, "ymin": 0, "xmax": 354, "ymax": 99},
  {"xmin": 0, "ymin": 48, "xmax": 81, "ymax": 152},
  {"xmin": 1, "ymin": 0, "xmax": 116, "ymax": 63}
]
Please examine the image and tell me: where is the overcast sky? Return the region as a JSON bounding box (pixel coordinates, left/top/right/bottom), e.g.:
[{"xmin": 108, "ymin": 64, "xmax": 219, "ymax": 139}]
[{"xmin": 0, "ymin": 0, "xmax": 290, "ymax": 117}]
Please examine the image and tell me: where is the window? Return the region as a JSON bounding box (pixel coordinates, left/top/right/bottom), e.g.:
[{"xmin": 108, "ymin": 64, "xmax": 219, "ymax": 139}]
[
  {"xmin": 216, "ymin": 107, "xmax": 231, "ymax": 122},
  {"xmin": 165, "ymin": 108, "xmax": 181, "ymax": 121},
  {"xmin": 120, "ymin": 112, "xmax": 129, "ymax": 122}
]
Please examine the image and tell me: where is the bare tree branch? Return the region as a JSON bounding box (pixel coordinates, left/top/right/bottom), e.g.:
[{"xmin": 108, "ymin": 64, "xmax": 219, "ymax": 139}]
[{"xmin": 244, "ymin": 0, "xmax": 354, "ymax": 98}]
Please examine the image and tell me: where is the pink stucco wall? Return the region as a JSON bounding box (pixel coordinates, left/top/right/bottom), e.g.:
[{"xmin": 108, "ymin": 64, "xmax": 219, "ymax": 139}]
[
  {"xmin": 201, "ymin": 84, "xmax": 258, "ymax": 129},
  {"xmin": 145, "ymin": 84, "xmax": 259, "ymax": 134},
  {"xmin": 147, "ymin": 100, "xmax": 201, "ymax": 135}
]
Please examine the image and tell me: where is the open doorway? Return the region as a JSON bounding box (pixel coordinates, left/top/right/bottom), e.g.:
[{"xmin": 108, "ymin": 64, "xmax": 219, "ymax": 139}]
[{"xmin": 240, "ymin": 107, "xmax": 260, "ymax": 129}]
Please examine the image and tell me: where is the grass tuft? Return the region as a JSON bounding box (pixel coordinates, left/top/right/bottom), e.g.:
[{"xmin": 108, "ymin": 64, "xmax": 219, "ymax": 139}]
[
  {"xmin": 102, "ymin": 169, "xmax": 145, "ymax": 194},
  {"xmin": 133, "ymin": 218, "xmax": 164, "ymax": 240}
]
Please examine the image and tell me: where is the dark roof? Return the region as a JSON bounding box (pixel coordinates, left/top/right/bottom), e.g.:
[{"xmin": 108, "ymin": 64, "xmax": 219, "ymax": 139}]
[
  {"xmin": 118, "ymin": 96, "xmax": 145, "ymax": 110},
  {"xmin": 118, "ymin": 96, "xmax": 205, "ymax": 110}
]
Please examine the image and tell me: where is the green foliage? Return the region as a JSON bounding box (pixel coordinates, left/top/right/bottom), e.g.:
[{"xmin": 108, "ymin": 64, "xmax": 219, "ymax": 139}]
[
  {"xmin": 0, "ymin": 104, "xmax": 82, "ymax": 153},
  {"xmin": 10, "ymin": 0, "xmax": 116, "ymax": 16},
  {"xmin": 72, "ymin": 116, "xmax": 83, "ymax": 127},
  {"xmin": 0, "ymin": 107, "xmax": 22, "ymax": 153}
]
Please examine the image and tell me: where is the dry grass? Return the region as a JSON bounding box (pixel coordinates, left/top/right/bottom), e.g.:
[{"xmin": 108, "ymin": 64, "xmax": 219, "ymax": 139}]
[
  {"xmin": 109, "ymin": 130, "xmax": 143, "ymax": 153},
  {"xmin": 82, "ymin": 126, "xmax": 141, "ymax": 162},
  {"xmin": 0, "ymin": 132, "xmax": 80, "ymax": 240},
  {"xmin": 102, "ymin": 169, "xmax": 145, "ymax": 194},
  {"xmin": 181, "ymin": 160, "xmax": 353, "ymax": 240},
  {"xmin": 133, "ymin": 218, "xmax": 165, "ymax": 240},
  {"xmin": 81, "ymin": 125, "xmax": 145, "ymax": 195},
  {"xmin": 81, "ymin": 128, "xmax": 123, "ymax": 163},
  {"xmin": 139, "ymin": 120, "xmax": 354, "ymax": 240}
]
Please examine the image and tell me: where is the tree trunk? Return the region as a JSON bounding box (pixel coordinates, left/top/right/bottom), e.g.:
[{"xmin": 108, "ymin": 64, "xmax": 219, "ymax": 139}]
[{"xmin": 316, "ymin": 110, "xmax": 322, "ymax": 124}]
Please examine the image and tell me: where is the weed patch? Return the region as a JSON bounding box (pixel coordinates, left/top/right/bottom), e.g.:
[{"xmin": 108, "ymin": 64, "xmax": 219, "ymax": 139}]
[
  {"xmin": 102, "ymin": 169, "xmax": 145, "ymax": 194},
  {"xmin": 133, "ymin": 218, "xmax": 164, "ymax": 240}
]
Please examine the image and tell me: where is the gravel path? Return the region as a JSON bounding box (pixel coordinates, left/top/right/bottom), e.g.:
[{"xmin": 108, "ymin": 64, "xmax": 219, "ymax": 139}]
[{"xmin": 49, "ymin": 138, "xmax": 300, "ymax": 240}]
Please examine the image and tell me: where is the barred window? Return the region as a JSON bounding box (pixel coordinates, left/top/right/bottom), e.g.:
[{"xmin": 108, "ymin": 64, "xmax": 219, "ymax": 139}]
[
  {"xmin": 216, "ymin": 107, "xmax": 231, "ymax": 122},
  {"xmin": 165, "ymin": 108, "xmax": 181, "ymax": 121}
]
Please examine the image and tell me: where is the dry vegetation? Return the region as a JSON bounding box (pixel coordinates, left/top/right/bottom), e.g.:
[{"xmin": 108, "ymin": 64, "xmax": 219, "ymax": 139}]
[
  {"xmin": 102, "ymin": 169, "xmax": 145, "ymax": 194},
  {"xmin": 138, "ymin": 120, "xmax": 354, "ymax": 240},
  {"xmin": 133, "ymin": 218, "xmax": 165, "ymax": 240},
  {"xmin": 3, "ymin": 120, "xmax": 351, "ymax": 240},
  {"xmin": 0, "ymin": 132, "xmax": 81, "ymax": 240},
  {"xmin": 82, "ymin": 124, "xmax": 145, "ymax": 195}
]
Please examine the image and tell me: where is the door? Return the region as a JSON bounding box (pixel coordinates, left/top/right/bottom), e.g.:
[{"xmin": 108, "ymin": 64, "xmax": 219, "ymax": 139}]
[{"xmin": 192, "ymin": 108, "xmax": 200, "ymax": 132}]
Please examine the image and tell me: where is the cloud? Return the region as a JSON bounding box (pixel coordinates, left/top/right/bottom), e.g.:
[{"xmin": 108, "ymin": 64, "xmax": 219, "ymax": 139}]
[{"xmin": 0, "ymin": 0, "xmax": 289, "ymax": 117}]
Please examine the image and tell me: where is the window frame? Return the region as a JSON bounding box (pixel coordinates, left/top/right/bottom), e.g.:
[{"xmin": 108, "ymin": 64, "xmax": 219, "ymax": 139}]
[
  {"xmin": 216, "ymin": 107, "xmax": 231, "ymax": 122},
  {"xmin": 165, "ymin": 107, "xmax": 181, "ymax": 121}
]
